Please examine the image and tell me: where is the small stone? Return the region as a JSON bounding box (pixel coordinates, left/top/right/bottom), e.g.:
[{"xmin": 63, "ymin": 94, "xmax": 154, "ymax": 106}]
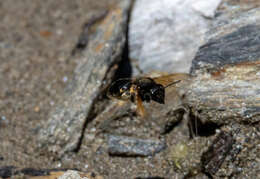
[
  {"xmin": 1, "ymin": 116, "xmax": 6, "ymax": 121},
  {"xmin": 108, "ymin": 135, "xmax": 166, "ymax": 157},
  {"xmin": 62, "ymin": 76, "xmax": 68, "ymax": 83},
  {"xmin": 201, "ymin": 131, "xmax": 235, "ymax": 175},
  {"xmin": 34, "ymin": 106, "xmax": 40, "ymax": 112},
  {"xmin": 57, "ymin": 170, "xmax": 103, "ymax": 179},
  {"xmin": 58, "ymin": 170, "xmax": 82, "ymax": 179},
  {"xmin": 50, "ymin": 101, "xmax": 55, "ymax": 106}
]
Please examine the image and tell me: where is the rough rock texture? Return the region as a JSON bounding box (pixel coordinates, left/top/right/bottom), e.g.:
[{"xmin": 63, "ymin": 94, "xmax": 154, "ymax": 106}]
[
  {"xmin": 191, "ymin": 15, "xmax": 260, "ymax": 73},
  {"xmin": 187, "ymin": 8, "xmax": 260, "ymax": 125},
  {"xmin": 187, "ymin": 60, "xmax": 260, "ymax": 125},
  {"xmin": 201, "ymin": 131, "xmax": 235, "ymax": 175},
  {"xmin": 37, "ymin": 0, "xmax": 132, "ymax": 155},
  {"xmin": 184, "ymin": 5, "xmax": 260, "ymax": 178},
  {"xmin": 203, "ymin": 125, "xmax": 260, "ymax": 178}
]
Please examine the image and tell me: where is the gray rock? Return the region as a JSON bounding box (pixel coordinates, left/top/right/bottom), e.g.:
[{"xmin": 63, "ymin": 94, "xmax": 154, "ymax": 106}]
[
  {"xmin": 129, "ymin": 0, "xmax": 222, "ymax": 74},
  {"xmin": 186, "ymin": 8, "xmax": 260, "ymax": 125},
  {"xmin": 0, "ymin": 166, "xmax": 15, "ymax": 178},
  {"xmin": 37, "ymin": 0, "xmax": 132, "ymax": 155},
  {"xmin": 191, "ymin": 9, "xmax": 260, "ymax": 74},
  {"xmin": 184, "ymin": 7, "xmax": 260, "ymax": 178},
  {"xmin": 201, "ymin": 131, "xmax": 235, "ymax": 175},
  {"xmin": 191, "ymin": 24, "xmax": 260, "ymax": 72},
  {"xmin": 108, "ymin": 135, "xmax": 166, "ymax": 157}
]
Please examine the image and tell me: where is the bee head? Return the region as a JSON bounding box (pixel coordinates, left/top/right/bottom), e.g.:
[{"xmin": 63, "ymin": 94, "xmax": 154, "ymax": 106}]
[{"xmin": 107, "ymin": 79, "xmax": 132, "ymax": 100}]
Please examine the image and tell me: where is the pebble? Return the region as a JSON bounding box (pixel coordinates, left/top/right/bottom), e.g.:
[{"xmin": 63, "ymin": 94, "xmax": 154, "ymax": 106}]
[
  {"xmin": 63, "ymin": 76, "xmax": 68, "ymax": 83},
  {"xmin": 108, "ymin": 135, "xmax": 166, "ymax": 157},
  {"xmin": 34, "ymin": 106, "xmax": 40, "ymax": 112}
]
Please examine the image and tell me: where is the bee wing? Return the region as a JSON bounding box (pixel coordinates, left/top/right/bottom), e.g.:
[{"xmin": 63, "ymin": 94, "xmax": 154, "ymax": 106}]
[{"xmin": 152, "ymin": 73, "xmax": 190, "ymax": 87}]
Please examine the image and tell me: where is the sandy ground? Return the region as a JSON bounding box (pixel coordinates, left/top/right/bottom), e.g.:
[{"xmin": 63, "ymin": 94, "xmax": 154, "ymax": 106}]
[{"xmin": 0, "ymin": 0, "xmax": 115, "ymax": 168}]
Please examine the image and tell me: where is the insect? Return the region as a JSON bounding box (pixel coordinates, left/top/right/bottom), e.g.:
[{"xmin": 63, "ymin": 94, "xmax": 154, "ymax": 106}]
[{"xmin": 107, "ymin": 73, "xmax": 189, "ymax": 117}]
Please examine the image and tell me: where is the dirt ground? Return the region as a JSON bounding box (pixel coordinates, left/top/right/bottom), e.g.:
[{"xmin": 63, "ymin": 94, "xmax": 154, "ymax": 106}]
[
  {"xmin": 0, "ymin": 0, "xmax": 116, "ymax": 168},
  {"xmin": 1, "ymin": 1, "xmax": 259, "ymax": 179}
]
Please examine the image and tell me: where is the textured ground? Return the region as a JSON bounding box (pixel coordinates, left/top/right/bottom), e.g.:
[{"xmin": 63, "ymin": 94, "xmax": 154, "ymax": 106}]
[
  {"xmin": 0, "ymin": 1, "xmax": 259, "ymax": 179},
  {"xmin": 0, "ymin": 0, "xmax": 115, "ymax": 168}
]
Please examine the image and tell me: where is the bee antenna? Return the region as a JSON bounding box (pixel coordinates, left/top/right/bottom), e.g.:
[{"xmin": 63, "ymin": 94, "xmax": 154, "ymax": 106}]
[{"xmin": 164, "ymin": 80, "xmax": 181, "ymax": 89}]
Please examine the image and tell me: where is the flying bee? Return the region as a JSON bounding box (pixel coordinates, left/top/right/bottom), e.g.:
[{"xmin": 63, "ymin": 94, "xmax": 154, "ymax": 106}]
[{"xmin": 107, "ymin": 73, "xmax": 189, "ymax": 117}]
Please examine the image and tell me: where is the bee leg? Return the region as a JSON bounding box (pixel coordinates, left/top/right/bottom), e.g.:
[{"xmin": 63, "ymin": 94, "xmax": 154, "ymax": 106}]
[{"xmin": 136, "ymin": 94, "xmax": 146, "ymax": 118}]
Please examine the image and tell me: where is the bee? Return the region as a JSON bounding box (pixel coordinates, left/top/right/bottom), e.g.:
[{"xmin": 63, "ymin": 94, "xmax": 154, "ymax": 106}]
[{"xmin": 107, "ymin": 73, "xmax": 189, "ymax": 117}]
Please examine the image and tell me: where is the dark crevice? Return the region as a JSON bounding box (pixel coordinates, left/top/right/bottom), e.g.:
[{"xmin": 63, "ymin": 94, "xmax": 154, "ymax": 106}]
[
  {"xmin": 188, "ymin": 111, "xmax": 222, "ymax": 137},
  {"xmin": 112, "ymin": 46, "xmax": 132, "ymax": 80},
  {"xmin": 161, "ymin": 107, "xmax": 221, "ymax": 137},
  {"xmin": 109, "ymin": 2, "xmax": 134, "ymax": 81}
]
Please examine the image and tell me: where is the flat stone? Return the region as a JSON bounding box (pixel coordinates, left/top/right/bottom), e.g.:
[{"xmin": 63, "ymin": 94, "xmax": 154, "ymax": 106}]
[{"xmin": 108, "ymin": 135, "xmax": 166, "ymax": 157}]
